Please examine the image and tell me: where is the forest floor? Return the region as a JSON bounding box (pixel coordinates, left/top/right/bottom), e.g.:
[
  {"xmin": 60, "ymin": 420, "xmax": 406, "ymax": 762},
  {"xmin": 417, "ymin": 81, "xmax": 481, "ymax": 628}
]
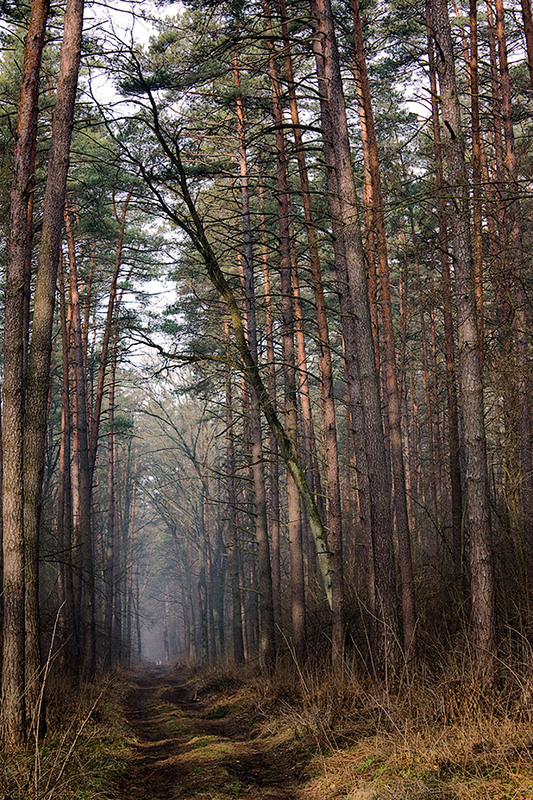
[
  {"xmin": 110, "ymin": 664, "xmax": 533, "ymax": 800},
  {"xmin": 114, "ymin": 665, "xmax": 306, "ymax": 800},
  {"xmin": 4, "ymin": 662, "xmax": 533, "ymax": 800}
]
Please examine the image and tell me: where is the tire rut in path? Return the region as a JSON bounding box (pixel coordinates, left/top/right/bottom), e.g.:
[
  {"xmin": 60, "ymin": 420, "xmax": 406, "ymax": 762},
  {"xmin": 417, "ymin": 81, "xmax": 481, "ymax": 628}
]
[{"xmin": 116, "ymin": 667, "xmax": 304, "ymax": 800}]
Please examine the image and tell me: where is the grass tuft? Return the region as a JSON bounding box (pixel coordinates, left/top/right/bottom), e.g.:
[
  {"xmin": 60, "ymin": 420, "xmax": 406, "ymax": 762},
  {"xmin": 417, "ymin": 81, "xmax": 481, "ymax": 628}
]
[{"xmin": 0, "ymin": 674, "xmax": 133, "ymax": 800}]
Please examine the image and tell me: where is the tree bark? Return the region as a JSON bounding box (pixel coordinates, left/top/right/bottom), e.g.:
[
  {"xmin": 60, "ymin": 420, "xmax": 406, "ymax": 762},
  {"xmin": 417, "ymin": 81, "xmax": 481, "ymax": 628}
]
[
  {"xmin": 88, "ymin": 184, "xmax": 134, "ymax": 475},
  {"xmin": 141, "ymin": 93, "xmax": 335, "ymax": 611},
  {"xmin": 350, "ymin": 0, "xmax": 416, "ymax": 659},
  {"xmin": 308, "ymin": 0, "xmax": 399, "ymax": 677},
  {"xmin": 429, "ymin": 0, "xmax": 497, "ymax": 682},
  {"xmin": 275, "ymin": 0, "xmax": 346, "ymax": 665},
  {"xmin": 468, "ymin": 0, "xmax": 484, "ymax": 349},
  {"xmin": 258, "ymin": 170, "xmax": 282, "ymax": 644},
  {"xmin": 22, "ymin": 0, "xmax": 85, "ymax": 711},
  {"xmin": 57, "ymin": 254, "xmax": 79, "ymax": 676},
  {"xmin": 65, "ymin": 204, "xmax": 96, "ymax": 678},
  {"xmin": 232, "ymin": 59, "xmax": 276, "ymax": 668},
  {"xmin": 493, "ymin": 0, "xmax": 533, "ymax": 630},
  {"xmin": 426, "ymin": 21, "xmax": 464, "ymax": 579},
  {"xmin": 2, "ymin": 0, "xmax": 50, "ymax": 749},
  {"xmin": 521, "ymin": 0, "xmax": 533, "ymax": 90},
  {"xmin": 259, "ymin": 31, "xmax": 307, "ymax": 661},
  {"xmin": 224, "ymin": 328, "xmax": 245, "ymax": 664}
]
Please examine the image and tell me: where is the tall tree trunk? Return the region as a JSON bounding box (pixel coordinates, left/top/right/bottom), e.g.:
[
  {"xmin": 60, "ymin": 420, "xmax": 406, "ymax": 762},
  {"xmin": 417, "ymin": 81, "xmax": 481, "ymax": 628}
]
[
  {"xmin": 411, "ymin": 219, "xmax": 440, "ymax": 533},
  {"xmin": 469, "ymin": 0, "xmax": 484, "ymax": 349},
  {"xmin": 65, "ymin": 205, "xmax": 96, "ymax": 678},
  {"xmin": 426, "ymin": 19, "xmax": 464, "ymax": 579},
  {"xmin": 2, "ymin": 0, "xmax": 50, "ymax": 747},
  {"xmin": 521, "ymin": 0, "xmax": 533, "ymax": 90},
  {"xmin": 232, "ymin": 58, "xmax": 276, "ymax": 668},
  {"xmin": 58, "ymin": 255, "xmax": 78, "ymax": 676},
  {"xmin": 202, "ymin": 476, "xmax": 217, "ymax": 664},
  {"xmin": 103, "ymin": 340, "xmax": 117, "ymax": 671},
  {"xmin": 493, "ymin": 0, "xmax": 533, "ymax": 629},
  {"xmin": 22, "ymin": 0, "xmax": 84, "ymax": 715},
  {"xmin": 225, "ymin": 324, "xmax": 245, "ymax": 664},
  {"xmin": 278, "ymin": 0, "xmax": 346, "ymax": 667},
  {"xmin": 309, "ymin": 0, "xmax": 399, "ymax": 677},
  {"xmin": 258, "ymin": 170, "xmax": 282, "ymax": 643},
  {"xmin": 88, "ymin": 184, "xmax": 134, "ymax": 476},
  {"xmin": 350, "ymin": 0, "xmax": 416, "ymax": 659},
  {"xmin": 126, "ymin": 449, "xmax": 137, "ymax": 666},
  {"xmin": 429, "ymin": 0, "xmax": 497, "ymax": 682},
  {"xmin": 261, "ymin": 28, "xmax": 306, "ymax": 662}
]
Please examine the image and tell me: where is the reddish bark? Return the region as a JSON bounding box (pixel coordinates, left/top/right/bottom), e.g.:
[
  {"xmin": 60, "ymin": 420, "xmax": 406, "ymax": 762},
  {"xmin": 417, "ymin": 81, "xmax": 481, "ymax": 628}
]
[
  {"xmin": 232, "ymin": 59, "xmax": 276, "ymax": 668},
  {"xmin": 308, "ymin": 0, "xmax": 399, "ymax": 676},
  {"xmin": 350, "ymin": 0, "xmax": 416, "ymax": 659}
]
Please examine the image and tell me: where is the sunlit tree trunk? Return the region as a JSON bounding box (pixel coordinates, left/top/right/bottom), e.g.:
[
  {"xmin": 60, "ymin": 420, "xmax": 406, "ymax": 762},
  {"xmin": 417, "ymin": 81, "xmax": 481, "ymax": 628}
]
[{"xmin": 350, "ymin": 0, "xmax": 416, "ymax": 659}]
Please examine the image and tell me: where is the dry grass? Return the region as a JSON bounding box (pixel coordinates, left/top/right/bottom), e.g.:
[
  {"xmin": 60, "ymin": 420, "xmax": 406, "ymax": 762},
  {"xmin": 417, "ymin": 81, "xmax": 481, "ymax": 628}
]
[
  {"xmin": 175, "ymin": 657, "xmax": 533, "ymax": 800},
  {"xmin": 0, "ymin": 674, "xmax": 133, "ymax": 800},
  {"xmin": 4, "ymin": 655, "xmax": 531, "ymax": 800}
]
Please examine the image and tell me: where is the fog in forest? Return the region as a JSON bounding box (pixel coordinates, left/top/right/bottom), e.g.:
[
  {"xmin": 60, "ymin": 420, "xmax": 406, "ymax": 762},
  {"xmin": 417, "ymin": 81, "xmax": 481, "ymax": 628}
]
[{"xmin": 1, "ymin": 0, "xmax": 533, "ymax": 796}]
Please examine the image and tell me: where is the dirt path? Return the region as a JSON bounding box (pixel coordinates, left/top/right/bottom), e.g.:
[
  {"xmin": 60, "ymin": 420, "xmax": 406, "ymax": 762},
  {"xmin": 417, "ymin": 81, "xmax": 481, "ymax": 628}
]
[{"xmin": 115, "ymin": 667, "xmax": 305, "ymax": 800}]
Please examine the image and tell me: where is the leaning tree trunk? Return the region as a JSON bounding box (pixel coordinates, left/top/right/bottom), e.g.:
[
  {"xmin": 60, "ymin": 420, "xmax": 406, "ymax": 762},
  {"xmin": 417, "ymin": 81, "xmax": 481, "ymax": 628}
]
[{"xmin": 142, "ymin": 94, "xmax": 336, "ymax": 612}]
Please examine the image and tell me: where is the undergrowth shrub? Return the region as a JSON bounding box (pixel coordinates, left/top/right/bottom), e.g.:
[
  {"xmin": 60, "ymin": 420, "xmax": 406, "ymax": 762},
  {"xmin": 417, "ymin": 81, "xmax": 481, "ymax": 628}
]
[{"xmin": 0, "ymin": 674, "xmax": 133, "ymax": 800}]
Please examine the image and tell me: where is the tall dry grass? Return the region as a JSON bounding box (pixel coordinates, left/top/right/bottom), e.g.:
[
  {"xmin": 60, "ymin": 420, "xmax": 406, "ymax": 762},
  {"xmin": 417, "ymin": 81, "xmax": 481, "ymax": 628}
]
[{"xmin": 179, "ymin": 637, "xmax": 533, "ymax": 800}]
